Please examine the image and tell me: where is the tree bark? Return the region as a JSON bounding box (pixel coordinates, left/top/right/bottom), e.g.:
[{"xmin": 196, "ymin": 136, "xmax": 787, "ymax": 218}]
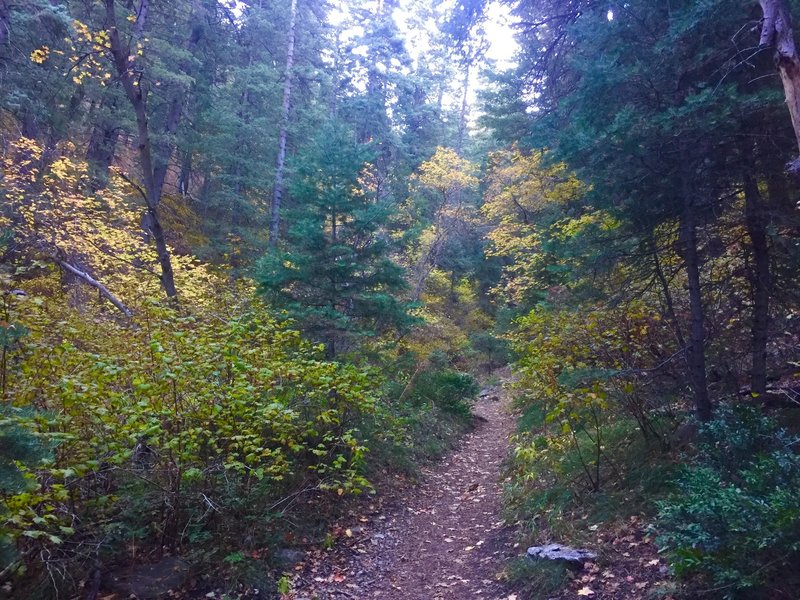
[
  {"xmin": 742, "ymin": 167, "xmax": 771, "ymax": 396},
  {"xmin": 105, "ymin": 0, "xmax": 177, "ymax": 299},
  {"xmin": 59, "ymin": 260, "xmax": 133, "ymax": 318},
  {"xmin": 456, "ymin": 63, "xmax": 470, "ymax": 155},
  {"xmin": 649, "ymin": 233, "xmax": 686, "ymax": 350},
  {"xmin": 269, "ymin": 0, "xmax": 298, "ymax": 248},
  {"xmin": 758, "ymin": 0, "xmax": 800, "ymax": 172},
  {"xmin": 86, "ymin": 98, "xmax": 120, "ymax": 192},
  {"xmin": 680, "ymin": 191, "xmax": 711, "ymax": 421},
  {"xmin": 0, "ymin": 0, "xmax": 9, "ymax": 45}
]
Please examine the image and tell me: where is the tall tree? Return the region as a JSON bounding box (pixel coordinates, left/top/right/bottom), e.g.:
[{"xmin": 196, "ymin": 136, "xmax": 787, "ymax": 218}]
[
  {"xmin": 258, "ymin": 122, "xmax": 412, "ymax": 357},
  {"xmin": 484, "ymin": 0, "xmax": 799, "ymax": 419},
  {"xmin": 269, "ymin": 0, "xmax": 298, "ymax": 247},
  {"xmin": 103, "ymin": 0, "xmax": 208, "ymax": 299},
  {"xmin": 758, "ymin": 0, "xmax": 800, "ymax": 171}
]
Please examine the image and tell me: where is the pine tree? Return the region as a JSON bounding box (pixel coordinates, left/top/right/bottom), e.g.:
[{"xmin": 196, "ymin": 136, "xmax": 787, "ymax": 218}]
[{"xmin": 257, "ymin": 121, "xmax": 413, "ymax": 358}]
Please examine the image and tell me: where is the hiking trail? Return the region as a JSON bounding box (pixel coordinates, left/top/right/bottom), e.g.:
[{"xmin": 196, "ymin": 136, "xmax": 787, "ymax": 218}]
[{"xmin": 291, "ymin": 383, "xmax": 518, "ymax": 599}]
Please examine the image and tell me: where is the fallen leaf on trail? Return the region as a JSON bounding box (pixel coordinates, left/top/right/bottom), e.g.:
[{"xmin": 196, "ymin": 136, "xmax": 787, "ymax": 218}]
[
  {"xmin": 647, "ymin": 559, "xmax": 660, "ymax": 566},
  {"xmin": 577, "ymin": 586, "xmax": 595, "ymax": 596}
]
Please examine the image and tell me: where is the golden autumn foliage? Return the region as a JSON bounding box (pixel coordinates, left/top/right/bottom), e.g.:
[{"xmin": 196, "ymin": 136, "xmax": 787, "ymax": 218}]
[
  {"xmin": 1, "ymin": 137, "xmax": 228, "ymax": 312},
  {"xmin": 0, "ymin": 138, "xmax": 392, "ymax": 588},
  {"xmin": 482, "ymin": 146, "xmax": 590, "ymax": 304}
]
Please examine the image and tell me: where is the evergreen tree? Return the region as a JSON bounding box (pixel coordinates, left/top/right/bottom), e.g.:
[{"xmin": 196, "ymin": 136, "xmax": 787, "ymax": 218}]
[
  {"xmin": 257, "ymin": 121, "xmax": 413, "ymax": 358},
  {"xmin": 486, "ymin": 0, "xmax": 799, "ymax": 419}
]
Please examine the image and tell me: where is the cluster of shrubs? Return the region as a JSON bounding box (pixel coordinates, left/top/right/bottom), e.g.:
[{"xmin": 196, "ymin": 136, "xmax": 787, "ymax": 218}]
[
  {"xmin": 656, "ymin": 406, "xmax": 800, "ymax": 598},
  {"xmin": 0, "ymin": 283, "xmax": 485, "ymax": 597}
]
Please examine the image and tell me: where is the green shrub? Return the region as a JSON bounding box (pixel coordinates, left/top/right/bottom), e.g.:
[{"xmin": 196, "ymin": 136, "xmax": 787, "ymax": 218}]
[
  {"xmin": 506, "ymin": 414, "xmax": 672, "ymax": 539},
  {"xmin": 656, "ymin": 406, "xmax": 800, "ymax": 598},
  {"xmin": 408, "ymin": 368, "xmax": 478, "ymax": 418},
  {"xmin": 468, "ymin": 331, "xmax": 512, "ymax": 369},
  {"xmin": 0, "ymin": 407, "xmax": 49, "ymax": 567},
  {"xmin": 0, "ymin": 296, "xmax": 383, "ymax": 592},
  {"xmin": 363, "ymin": 363, "xmax": 478, "ymax": 473}
]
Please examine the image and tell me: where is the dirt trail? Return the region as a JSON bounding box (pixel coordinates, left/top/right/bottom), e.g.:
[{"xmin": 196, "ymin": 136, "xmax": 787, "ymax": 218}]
[{"xmin": 291, "ymin": 388, "xmax": 518, "ymax": 600}]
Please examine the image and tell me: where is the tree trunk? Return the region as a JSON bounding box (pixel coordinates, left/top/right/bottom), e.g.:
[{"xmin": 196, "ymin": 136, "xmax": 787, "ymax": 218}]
[
  {"xmin": 86, "ymin": 99, "xmax": 120, "ymax": 191},
  {"xmin": 105, "ymin": 0, "xmax": 178, "ymax": 299},
  {"xmin": 680, "ymin": 191, "xmax": 711, "ymax": 421},
  {"xmin": 758, "ymin": 0, "xmax": 800, "ymax": 172},
  {"xmin": 153, "ymin": 95, "xmax": 184, "ymax": 197},
  {"xmin": 269, "ymin": 0, "xmax": 297, "ymax": 248},
  {"xmin": 742, "ymin": 167, "xmax": 771, "ymax": 396},
  {"xmin": 456, "ymin": 63, "xmax": 470, "ymax": 155},
  {"xmin": 649, "ymin": 234, "xmax": 686, "ymax": 350},
  {"xmin": 0, "ymin": 0, "xmax": 10, "ymax": 45},
  {"xmin": 59, "ymin": 260, "xmax": 133, "ymax": 318}
]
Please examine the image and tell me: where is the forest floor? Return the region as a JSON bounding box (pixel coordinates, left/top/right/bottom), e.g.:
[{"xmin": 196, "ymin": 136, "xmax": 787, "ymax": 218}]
[{"xmin": 288, "ymin": 385, "xmax": 519, "ymax": 600}]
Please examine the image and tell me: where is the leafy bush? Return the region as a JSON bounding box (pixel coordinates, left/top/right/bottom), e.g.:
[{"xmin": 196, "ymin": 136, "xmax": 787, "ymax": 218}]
[
  {"xmin": 468, "ymin": 330, "xmax": 512, "ymax": 370},
  {"xmin": 508, "ymin": 303, "xmax": 673, "ymax": 494},
  {"xmin": 0, "ymin": 288, "xmax": 384, "ymax": 592},
  {"xmin": 407, "ymin": 368, "xmax": 478, "ymax": 418},
  {"xmin": 656, "ymin": 406, "xmax": 800, "ymax": 598}
]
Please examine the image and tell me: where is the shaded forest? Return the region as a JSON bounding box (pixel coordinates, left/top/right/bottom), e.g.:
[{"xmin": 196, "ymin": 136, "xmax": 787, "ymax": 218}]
[{"xmin": 1, "ymin": 0, "xmax": 799, "ymax": 598}]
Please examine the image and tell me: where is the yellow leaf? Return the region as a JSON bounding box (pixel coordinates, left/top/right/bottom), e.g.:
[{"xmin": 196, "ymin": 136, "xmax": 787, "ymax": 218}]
[{"xmin": 30, "ymin": 47, "xmax": 50, "ymax": 64}]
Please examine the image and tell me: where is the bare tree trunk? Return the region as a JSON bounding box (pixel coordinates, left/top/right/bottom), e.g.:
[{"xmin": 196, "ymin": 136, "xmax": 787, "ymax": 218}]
[
  {"xmin": 59, "ymin": 260, "xmax": 133, "ymax": 318},
  {"xmin": 105, "ymin": 0, "xmax": 177, "ymax": 299},
  {"xmin": 0, "ymin": 0, "xmax": 10, "ymax": 45},
  {"xmin": 269, "ymin": 0, "xmax": 298, "ymax": 248},
  {"xmin": 456, "ymin": 63, "xmax": 470, "ymax": 155},
  {"xmin": 681, "ymin": 190, "xmax": 711, "ymax": 421},
  {"xmin": 759, "ymin": 0, "xmax": 800, "ymax": 173},
  {"xmin": 742, "ymin": 166, "xmax": 771, "ymax": 396},
  {"xmin": 649, "ymin": 233, "xmax": 686, "ymax": 350},
  {"xmin": 86, "ymin": 98, "xmax": 120, "ymax": 191}
]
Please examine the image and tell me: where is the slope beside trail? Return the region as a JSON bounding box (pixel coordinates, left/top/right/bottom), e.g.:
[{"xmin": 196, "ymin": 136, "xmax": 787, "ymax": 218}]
[{"xmin": 291, "ymin": 386, "xmax": 518, "ymax": 600}]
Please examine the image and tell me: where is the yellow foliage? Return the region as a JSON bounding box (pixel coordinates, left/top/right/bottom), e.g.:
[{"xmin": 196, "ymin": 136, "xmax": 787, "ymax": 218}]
[
  {"xmin": 481, "ymin": 145, "xmax": 588, "ymax": 303},
  {"xmin": 1, "ymin": 137, "xmax": 230, "ymax": 313},
  {"xmin": 412, "ymin": 147, "xmax": 479, "ymax": 195},
  {"xmin": 30, "ymin": 47, "xmax": 50, "ymax": 64}
]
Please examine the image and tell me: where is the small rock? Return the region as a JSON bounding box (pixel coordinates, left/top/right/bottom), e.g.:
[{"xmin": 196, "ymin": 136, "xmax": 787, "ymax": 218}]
[
  {"xmin": 277, "ymin": 548, "xmax": 306, "ymax": 564},
  {"xmin": 104, "ymin": 556, "xmax": 189, "ymax": 599},
  {"xmin": 527, "ymin": 544, "xmax": 597, "ymax": 567}
]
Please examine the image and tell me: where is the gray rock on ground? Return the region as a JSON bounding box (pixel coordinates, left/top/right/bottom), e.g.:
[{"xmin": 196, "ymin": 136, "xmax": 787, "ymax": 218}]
[{"xmin": 527, "ymin": 543, "xmax": 597, "ymax": 566}]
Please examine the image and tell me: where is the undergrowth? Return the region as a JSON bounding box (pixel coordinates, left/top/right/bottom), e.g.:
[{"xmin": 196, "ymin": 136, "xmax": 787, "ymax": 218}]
[{"xmin": 655, "ymin": 406, "xmax": 800, "ymax": 599}]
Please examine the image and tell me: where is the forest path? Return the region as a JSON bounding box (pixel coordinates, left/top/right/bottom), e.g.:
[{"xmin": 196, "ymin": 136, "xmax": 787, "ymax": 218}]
[{"xmin": 291, "ymin": 385, "xmax": 518, "ymax": 600}]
